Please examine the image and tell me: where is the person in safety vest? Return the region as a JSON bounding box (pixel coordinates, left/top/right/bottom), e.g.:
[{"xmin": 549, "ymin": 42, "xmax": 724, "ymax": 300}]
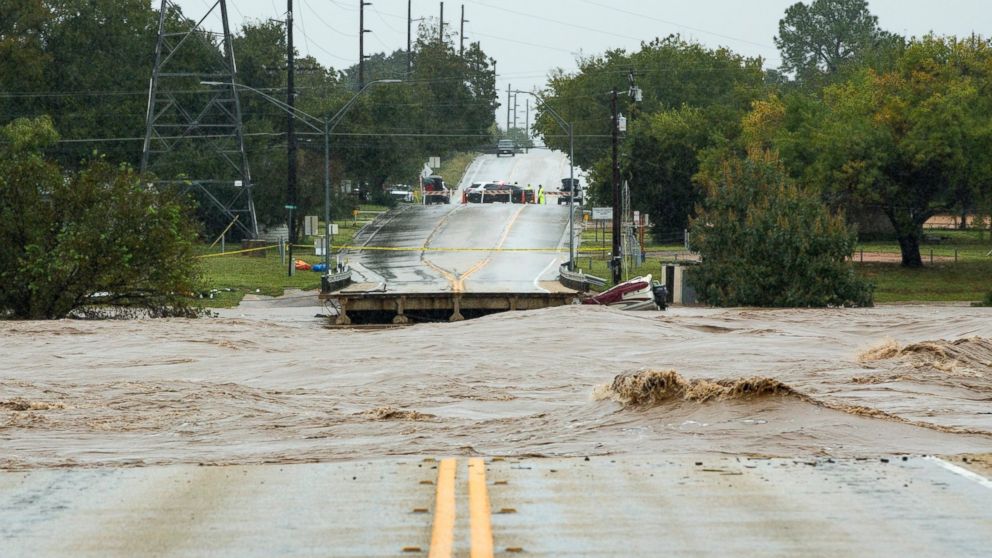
[{"xmin": 537, "ymin": 184, "xmax": 546, "ymax": 204}]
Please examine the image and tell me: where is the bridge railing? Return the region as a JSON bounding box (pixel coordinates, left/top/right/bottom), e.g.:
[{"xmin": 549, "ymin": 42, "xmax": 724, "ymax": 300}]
[{"xmin": 559, "ymin": 263, "xmax": 607, "ymax": 292}]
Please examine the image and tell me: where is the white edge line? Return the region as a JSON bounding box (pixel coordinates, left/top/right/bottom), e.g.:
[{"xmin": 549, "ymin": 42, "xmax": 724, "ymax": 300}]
[
  {"xmin": 533, "ymin": 257, "xmax": 559, "ymax": 294},
  {"xmin": 926, "ymin": 457, "xmax": 992, "ymax": 489}
]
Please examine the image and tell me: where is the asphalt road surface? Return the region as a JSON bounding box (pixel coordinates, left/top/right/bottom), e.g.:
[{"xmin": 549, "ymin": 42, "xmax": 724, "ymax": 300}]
[
  {"xmin": 3, "ymin": 456, "xmax": 990, "ymax": 557},
  {"xmin": 347, "ymin": 150, "xmax": 577, "ymax": 294}
]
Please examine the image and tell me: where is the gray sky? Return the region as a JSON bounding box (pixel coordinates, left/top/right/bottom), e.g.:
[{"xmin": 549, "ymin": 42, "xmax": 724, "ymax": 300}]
[{"xmin": 173, "ymin": 0, "xmax": 991, "ymax": 124}]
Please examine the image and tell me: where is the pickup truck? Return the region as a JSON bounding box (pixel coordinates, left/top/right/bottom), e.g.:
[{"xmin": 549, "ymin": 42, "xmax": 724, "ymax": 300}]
[
  {"xmin": 558, "ymin": 178, "xmax": 583, "ymax": 205},
  {"xmin": 496, "ymin": 139, "xmax": 516, "ymax": 157},
  {"xmin": 422, "ymin": 175, "xmax": 451, "ymax": 205}
]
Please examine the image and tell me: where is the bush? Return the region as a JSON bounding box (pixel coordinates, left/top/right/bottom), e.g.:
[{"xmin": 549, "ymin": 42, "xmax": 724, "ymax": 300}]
[
  {"xmin": 0, "ymin": 117, "xmax": 202, "ymax": 319},
  {"xmin": 687, "ymin": 150, "xmax": 873, "ymax": 307}
]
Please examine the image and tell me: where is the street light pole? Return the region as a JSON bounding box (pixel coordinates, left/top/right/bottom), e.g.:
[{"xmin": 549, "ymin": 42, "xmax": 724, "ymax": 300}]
[
  {"xmin": 203, "ymin": 79, "xmax": 401, "ymax": 289},
  {"xmin": 512, "ymin": 90, "xmax": 575, "ymax": 271}
]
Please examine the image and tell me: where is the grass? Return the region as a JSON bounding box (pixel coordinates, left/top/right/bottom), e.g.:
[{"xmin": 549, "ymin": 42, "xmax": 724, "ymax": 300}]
[
  {"xmin": 856, "ymin": 261, "xmax": 992, "ymax": 303},
  {"xmin": 196, "ymin": 208, "xmax": 390, "ymax": 308},
  {"xmin": 436, "ymin": 152, "xmax": 479, "ymax": 186},
  {"xmin": 573, "ymin": 227, "xmax": 991, "ymax": 304}
]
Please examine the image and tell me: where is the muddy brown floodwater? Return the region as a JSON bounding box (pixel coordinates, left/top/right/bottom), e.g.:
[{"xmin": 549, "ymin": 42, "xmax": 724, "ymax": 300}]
[{"xmin": 1, "ymin": 299, "xmax": 991, "ymax": 469}]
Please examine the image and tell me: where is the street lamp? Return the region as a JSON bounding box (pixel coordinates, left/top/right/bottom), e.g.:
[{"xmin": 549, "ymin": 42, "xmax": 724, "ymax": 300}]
[
  {"xmin": 512, "ymin": 90, "xmax": 576, "ymax": 271},
  {"xmin": 202, "ymin": 79, "xmax": 400, "ymax": 286}
]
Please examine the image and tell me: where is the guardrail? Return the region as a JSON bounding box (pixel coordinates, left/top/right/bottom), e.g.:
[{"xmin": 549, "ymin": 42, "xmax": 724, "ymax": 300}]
[
  {"xmin": 558, "ymin": 263, "xmax": 607, "ymax": 292},
  {"xmin": 322, "ymin": 266, "xmax": 354, "ymax": 294}
]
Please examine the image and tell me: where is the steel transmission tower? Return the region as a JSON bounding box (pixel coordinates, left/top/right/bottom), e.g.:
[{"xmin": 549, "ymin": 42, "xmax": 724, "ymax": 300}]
[{"xmin": 141, "ymin": 0, "xmax": 258, "ymax": 238}]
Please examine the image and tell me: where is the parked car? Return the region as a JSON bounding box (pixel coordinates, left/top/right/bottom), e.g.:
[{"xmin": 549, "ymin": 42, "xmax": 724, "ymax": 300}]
[
  {"xmin": 496, "ymin": 139, "xmax": 516, "ymax": 157},
  {"xmin": 388, "ymin": 185, "xmax": 413, "ymax": 203}
]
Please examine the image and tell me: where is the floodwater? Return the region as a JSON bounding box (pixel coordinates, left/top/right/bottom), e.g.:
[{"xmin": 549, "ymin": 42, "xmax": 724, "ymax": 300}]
[{"xmin": 2, "ymin": 298, "xmax": 991, "ymax": 469}]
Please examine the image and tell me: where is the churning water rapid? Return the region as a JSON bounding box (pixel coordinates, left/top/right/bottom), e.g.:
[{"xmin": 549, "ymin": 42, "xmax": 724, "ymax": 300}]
[{"xmin": 2, "ymin": 299, "xmax": 991, "ymax": 469}]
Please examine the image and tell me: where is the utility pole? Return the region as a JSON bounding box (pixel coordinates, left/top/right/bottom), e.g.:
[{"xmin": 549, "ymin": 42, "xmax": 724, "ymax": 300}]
[
  {"xmin": 460, "ymin": 5, "xmax": 468, "ymax": 56},
  {"xmin": 611, "ymin": 87, "xmax": 622, "ymax": 285},
  {"xmin": 287, "ymin": 0, "xmax": 297, "ymax": 277},
  {"xmin": 359, "ymin": 0, "xmax": 371, "ymax": 88},
  {"xmin": 506, "ymin": 83, "xmax": 511, "ymax": 133},
  {"xmin": 439, "ymin": 2, "xmax": 444, "ymax": 43},
  {"xmin": 407, "ymin": 0, "xmax": 412, "ymax": 76},
  {"xmin": 512, "ymin": 90, "xmax": 518, "ymax": 130},
  {"xmin": 525, "ymin": 98, "xmax": 529, "ymax": 144}
]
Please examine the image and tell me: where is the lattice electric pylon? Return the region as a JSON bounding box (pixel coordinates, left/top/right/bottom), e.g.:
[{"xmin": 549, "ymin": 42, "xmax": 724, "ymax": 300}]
[{"xmin": 141, "ymin": 0, "xmax": 258, "ymax": 238}]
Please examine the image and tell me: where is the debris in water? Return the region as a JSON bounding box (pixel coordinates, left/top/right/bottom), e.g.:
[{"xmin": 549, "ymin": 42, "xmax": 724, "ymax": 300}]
[
  {"xmin": 360, "ymin": 407, "xmax": 436, "ymax": 421},
  {"xmin": 596, "ymin": 370, "xmax": 796, "ymax": 406},
  {"xmin": 1, "ymin": 399, "xmax": 67, "ymax": 412}
]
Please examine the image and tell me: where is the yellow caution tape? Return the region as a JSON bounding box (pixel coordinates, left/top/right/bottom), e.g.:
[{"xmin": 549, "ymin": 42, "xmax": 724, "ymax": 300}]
[{"xmin": 196, "ymin": 244, "xmax": 278, "ymax": 259}]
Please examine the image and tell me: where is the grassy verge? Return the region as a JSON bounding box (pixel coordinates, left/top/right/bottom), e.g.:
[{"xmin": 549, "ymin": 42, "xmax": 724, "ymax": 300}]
[
  {"xmin": 575, "ymin": 228, "xmax": 991, "ymax": 304},
  {"xmin": 856, "ymin": 261, "xmax": 992, "ymax": 303},
  {"xmin": 437, "ymin": 152, "xmax": 479, "ymax": 186},
  {"xmin": 196, "ymin": 207, "xmax": 390, "ymax": 308}
]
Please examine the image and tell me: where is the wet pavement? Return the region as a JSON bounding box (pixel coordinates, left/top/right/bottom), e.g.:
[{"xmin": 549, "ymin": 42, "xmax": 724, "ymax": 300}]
[
  {"xmin": 2, "ymin": 456, "xmax": 990, "ymax": 557},
  {"xmin": 348, "ymin": 151, "xmax": 576, "ymax": 294}
]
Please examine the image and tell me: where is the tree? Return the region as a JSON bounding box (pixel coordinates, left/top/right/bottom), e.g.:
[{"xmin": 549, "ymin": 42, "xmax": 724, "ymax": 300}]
[
  {"xmin": 775, "ymin": 0, "xmax": 898, "ymax": 84},
  {"xmin": 535, "ymin": 36, "xmax": 766, "ymax": 241},
  {"xmin": 688, "ymin": 150, "xmax": 873, "ymax": 307},
  {"xmin": 807, "ymin": 37, "xmax": 992, "ymax": 267},
  {"xmin": 0, "ymin": 117, "xmax": 201, "ymax": 319}
]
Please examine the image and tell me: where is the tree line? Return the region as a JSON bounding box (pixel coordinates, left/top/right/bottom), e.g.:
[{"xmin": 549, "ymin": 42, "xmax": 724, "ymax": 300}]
[
  {"xmin": 1, "ymin": 0, "xmax": 499, "ymax": 231},
  {"xmin": 0, "ymin": 0, "xmax": 498, "ymax": 319},
  {"xmin": 534, "ymin": 0, "xmax": 992, "ymax": 272}
]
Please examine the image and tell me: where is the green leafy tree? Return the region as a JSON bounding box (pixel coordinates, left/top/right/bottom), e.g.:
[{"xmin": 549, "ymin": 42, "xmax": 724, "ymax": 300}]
[
  {"xmin": 775, "ymin": 0, "xmax": 899, "ymax": 84},
  {"xmin": 807, "ymin": 37, "xmax": 992, "ymax": 267},
  {"xmin": 536, "ymin": 36, "xmax": 765, "ymax": 241},
  {"xmin": 688, "ymin": 150, "xmax": 873, "ymax": 307},
  {"xmin": 0, "ymin": 117, "xmax": 201, "ymax": 319}
]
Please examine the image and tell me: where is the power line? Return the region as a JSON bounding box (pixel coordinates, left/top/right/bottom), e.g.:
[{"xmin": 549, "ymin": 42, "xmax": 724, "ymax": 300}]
[{"xmin": 576, "ymin": 0, "xmax": 776, "ymax": 51}]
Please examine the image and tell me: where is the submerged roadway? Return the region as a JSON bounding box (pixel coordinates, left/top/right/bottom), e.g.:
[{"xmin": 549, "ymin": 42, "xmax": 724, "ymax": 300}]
[
  {"xmin": 325, "ymin": 149, "xmax": 583, "ymax": 323},
  {"xmin": 346, "ymin": 149, "xmax": 578, "ymax": 295}
]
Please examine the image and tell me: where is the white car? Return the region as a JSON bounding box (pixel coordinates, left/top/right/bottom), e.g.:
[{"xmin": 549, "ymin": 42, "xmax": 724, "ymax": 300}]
[{"xmin": 389, "ymin": 185, "xmax": 414, "ymax": 203}]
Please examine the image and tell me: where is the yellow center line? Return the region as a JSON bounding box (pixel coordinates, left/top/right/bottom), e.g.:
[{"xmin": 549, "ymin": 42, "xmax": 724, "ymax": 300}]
[
  {"xmin": 468, "ymin": 458, "xmax": 494, "ymax": 558},
  {"xmin": 428, "ymin": 458, "xmax": 457, "ymax": 558},
  {"xmin": 423, "ymin": 205, "xmax": 528, "ymax": 293},
  {"xmin": 455, "ymin": 205, "xmax": 527, "ymax": 291}
]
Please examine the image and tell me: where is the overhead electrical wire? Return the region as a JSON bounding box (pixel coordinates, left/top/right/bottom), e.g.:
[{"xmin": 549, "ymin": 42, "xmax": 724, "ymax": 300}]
[{"xmin": 576, "ymin": 0, "xmax": 776, "ymax": 51}]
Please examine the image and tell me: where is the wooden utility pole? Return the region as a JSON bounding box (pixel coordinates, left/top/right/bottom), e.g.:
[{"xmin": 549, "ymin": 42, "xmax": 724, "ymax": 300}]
[
  {"xmin": 460, "ymin": 5, "xmax": 468, "ymax": 56},
  {"xmin": 287, "ymin": 0, "xmax": 297, "ymax": 276},
  {"xmin": 359, "ymin": 1, "xmax": 371, "ymax": 88},
  {"xmin": 439, "ymin": 2, "xmax": 444, "ymax": 43},
  {"xmin": 506, "ymin": 83, "xmax": 511, "ymax": 133},
  {"xmin": 407, "ymin": 0, "xmax": 412, "ymax": 76},
  {"xmin": 611, "ymin": 88, "xmax": 622, "ymax": 285},
  {"xmin": 525, "ymin": 98, "xmax": 530, "ymax": 146}
]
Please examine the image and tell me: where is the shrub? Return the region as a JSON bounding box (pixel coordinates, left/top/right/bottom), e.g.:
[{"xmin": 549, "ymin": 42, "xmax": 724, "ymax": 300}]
[
  {"xmin": 0, "ymin": 117, "xmax": 201, "ymax": 319},
  {"xmin": 687, "ymin": 150, "xmax": 873, "ymax": 307}
]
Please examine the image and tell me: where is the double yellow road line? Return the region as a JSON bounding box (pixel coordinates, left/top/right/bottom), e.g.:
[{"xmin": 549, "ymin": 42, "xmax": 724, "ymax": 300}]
[{"xmin": 428, "ymin": 458, "xmax": 493, "ymax": 558}]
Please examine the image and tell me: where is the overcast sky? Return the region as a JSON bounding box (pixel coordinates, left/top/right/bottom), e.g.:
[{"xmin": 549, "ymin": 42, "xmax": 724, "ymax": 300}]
[{"xmin": 172, "ymin": 0, "xmax": 991, "ymax": 124}]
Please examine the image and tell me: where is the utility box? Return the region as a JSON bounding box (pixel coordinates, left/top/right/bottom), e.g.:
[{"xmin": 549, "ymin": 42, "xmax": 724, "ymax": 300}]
[{"xmin": 662, "ymin": 264, "xmax": 699, "ymax": 305}]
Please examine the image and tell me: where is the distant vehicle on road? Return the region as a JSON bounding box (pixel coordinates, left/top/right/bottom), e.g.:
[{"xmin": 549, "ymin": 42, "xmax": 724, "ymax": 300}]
[
  {"xmin": 558, "ymin": 177, "xmax": 583, "ymax": 206},
  {"xmin": 496, "ymin": 139, "xmax": 516, "ymax": 157},
  {"xmin": 422, "ymin": 175, "xmax": 451, "ymax": 205},
  {"xmin": 466, "ymin": 182, "xmax": 533, "ymax": 204},
  {"xmin": 388, "ymin": 185, "xmax": 413, "ymax": 203}
]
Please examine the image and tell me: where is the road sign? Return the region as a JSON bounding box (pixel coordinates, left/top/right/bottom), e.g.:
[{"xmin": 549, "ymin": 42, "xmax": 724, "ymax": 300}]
[
  {"xmin": 304, "ymin": 216, "xmax": 318, "ymax": 236},
  {"xmin": 592, "ymin": 207, "xmax": 612, "ymax": 221},
  {"xmin": 429, "ymin": 156, "xmax": 441, "ymax": 168}
]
